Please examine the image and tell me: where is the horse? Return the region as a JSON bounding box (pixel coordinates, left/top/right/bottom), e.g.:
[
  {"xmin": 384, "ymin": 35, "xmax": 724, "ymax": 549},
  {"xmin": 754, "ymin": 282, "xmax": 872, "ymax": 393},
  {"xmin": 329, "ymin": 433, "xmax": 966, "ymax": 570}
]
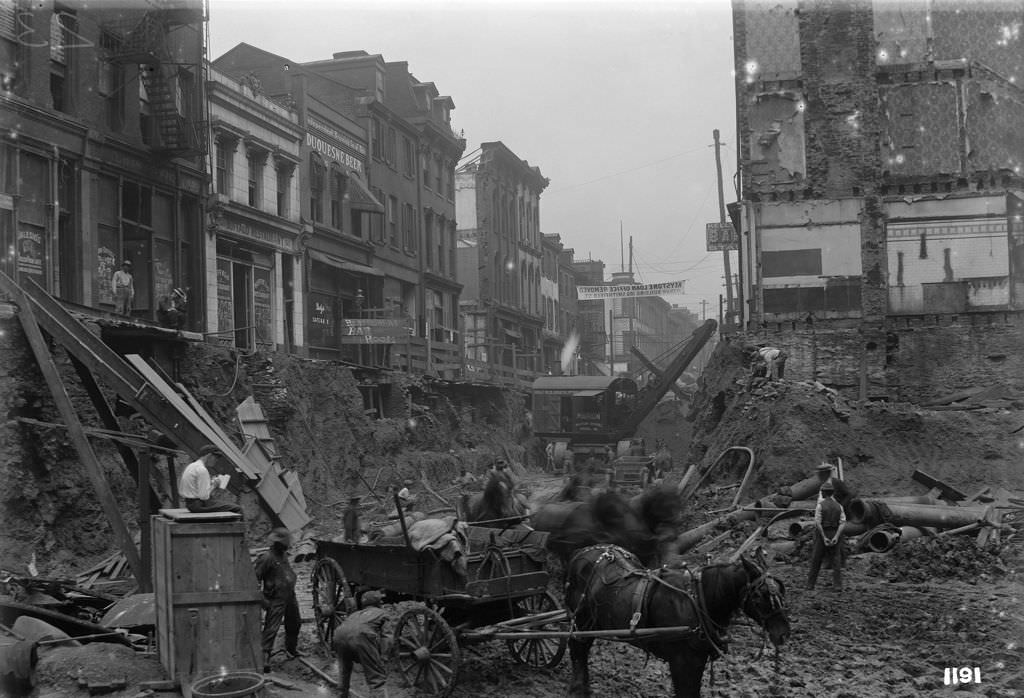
[
  {"xmin": 530, "ymin": 485, "xmax": 681, "ymax": 567},
  {"xmin": 461, "ymin": 472, "xmax": 529, "ymax": 525},
  {"xmin": 564, "ymin": 545, "xmax": 790, "ymax": 697}
]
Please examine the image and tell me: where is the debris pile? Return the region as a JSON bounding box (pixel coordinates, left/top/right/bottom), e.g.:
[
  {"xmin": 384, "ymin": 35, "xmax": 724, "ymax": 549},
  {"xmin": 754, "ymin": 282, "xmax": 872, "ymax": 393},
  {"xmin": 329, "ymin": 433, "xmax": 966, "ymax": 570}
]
[{"xmin": 866, "ymin": 536, "xmax": 1013, "ymax": 583}]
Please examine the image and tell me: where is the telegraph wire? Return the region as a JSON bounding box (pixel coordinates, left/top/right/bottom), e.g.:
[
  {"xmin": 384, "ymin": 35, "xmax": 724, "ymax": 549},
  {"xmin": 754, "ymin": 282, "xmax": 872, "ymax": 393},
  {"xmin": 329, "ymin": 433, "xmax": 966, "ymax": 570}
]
[{"xmin": 544, "ymin": 145, "xmax": 709, "ymax": 196}]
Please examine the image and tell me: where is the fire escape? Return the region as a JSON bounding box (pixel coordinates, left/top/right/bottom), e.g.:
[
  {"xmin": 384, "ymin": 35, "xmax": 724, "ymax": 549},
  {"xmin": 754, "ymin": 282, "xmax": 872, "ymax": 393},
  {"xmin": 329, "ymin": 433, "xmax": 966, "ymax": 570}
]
[{"xmin": 105, "ymin": 4, "xmax": 206, "ymax": 157}]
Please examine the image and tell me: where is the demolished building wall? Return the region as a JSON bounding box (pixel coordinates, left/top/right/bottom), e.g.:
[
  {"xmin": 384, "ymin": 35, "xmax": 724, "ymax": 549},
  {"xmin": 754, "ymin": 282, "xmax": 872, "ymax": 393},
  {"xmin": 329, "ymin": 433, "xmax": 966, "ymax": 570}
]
[{"xmin": 0, "ymin": 309, "xmax": 526, "ymax": 572}]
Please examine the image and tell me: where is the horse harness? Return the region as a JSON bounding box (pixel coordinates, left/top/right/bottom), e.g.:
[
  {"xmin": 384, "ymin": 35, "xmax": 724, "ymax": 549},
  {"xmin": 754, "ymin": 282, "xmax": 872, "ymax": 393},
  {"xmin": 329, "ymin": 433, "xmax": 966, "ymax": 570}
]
[{"xmin": 568, "ymin": 545, "xmax": 728, "ymax": 656}]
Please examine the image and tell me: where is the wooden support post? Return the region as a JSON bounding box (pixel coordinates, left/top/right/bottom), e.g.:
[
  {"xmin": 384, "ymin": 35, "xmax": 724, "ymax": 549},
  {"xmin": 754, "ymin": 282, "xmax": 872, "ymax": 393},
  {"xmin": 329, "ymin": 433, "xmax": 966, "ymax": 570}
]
[
  {"xmin": 138, "ymin": 450, "xmax": 153, "ymax": 593},
  {"xmin": 167, "ymin": 454, "xmax": 179, "ymax": 509},
  {"xmin": 10, "ymin": 283, "xmax": 143, "ymax": 579}
]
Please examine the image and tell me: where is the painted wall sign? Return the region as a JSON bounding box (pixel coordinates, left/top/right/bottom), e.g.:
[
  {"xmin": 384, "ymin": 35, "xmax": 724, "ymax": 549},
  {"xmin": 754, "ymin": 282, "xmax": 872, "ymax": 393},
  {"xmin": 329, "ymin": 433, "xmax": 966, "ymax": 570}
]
[
  {"xmin": 307, "ymin": 115, "xmax": 366, "ymax": 155},
  {"xmin": 221, "ymin": 217, "xmax": 295, "ymax": 252},
  {"xmin": 306, "ymin": 133, "xmax": 363, "ymax": 173},
  {"xmin": 577, "ymin": 280, "xmax": 686, "ymax": 300}
]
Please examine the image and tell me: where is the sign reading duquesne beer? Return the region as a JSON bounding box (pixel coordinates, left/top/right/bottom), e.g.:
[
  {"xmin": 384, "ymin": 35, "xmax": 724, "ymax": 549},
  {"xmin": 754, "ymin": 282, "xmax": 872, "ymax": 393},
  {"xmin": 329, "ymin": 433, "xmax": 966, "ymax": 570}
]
[
  {"xmin": 577, "ymin": 280, "xmax": 686, "ymax": 300},
  {"xmin": 340, "ymin": 318, "xmax": 413, "ymax": 344}
]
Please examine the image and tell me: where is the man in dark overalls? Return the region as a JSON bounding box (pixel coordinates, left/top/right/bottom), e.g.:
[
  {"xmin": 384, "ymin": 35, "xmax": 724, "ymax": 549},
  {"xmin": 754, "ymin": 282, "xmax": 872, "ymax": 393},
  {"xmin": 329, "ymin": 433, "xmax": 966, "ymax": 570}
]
[
  {"xmin": 334, "ymin": 590, "xmax": 390, "ymax": 697},
  {"xmin": 254, "ymin": 528, "xmax": 303, "ymax": 671},
  {"xmin": 807, "ymin": 480, "xmax": 846, "ymax": 591}
]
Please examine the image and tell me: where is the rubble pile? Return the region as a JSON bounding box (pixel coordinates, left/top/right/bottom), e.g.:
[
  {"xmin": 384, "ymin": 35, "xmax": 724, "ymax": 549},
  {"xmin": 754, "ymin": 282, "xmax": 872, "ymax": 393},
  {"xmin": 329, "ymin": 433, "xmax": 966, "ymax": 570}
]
[{"xmin": 866, "ymin": 536, "xmax": 1014, "ymax": 584}]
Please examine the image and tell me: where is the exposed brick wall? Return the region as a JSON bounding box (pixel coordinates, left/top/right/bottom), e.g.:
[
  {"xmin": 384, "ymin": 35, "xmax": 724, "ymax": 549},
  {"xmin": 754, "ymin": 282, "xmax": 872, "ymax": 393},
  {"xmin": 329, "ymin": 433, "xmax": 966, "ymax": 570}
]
[{"xmin": 744, "ymin": 314, "xmax": 1024, "ymax": 402}]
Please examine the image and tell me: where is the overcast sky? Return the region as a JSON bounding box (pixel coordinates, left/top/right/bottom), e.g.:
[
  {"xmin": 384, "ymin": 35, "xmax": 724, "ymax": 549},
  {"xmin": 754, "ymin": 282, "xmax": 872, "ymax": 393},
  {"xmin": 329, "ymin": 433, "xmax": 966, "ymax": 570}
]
[{"xmin": 208, "ymin": 0, "xmax": 738, "ymax": 319}]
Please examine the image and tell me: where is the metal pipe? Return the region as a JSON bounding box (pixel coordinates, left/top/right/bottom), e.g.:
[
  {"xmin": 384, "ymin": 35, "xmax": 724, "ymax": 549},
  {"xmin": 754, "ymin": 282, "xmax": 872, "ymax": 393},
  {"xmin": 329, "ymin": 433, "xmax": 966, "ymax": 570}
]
[
  {"xmin": 849, "ymin": 500, "xmax": 989, "ymax": 528},
  {"xmin": 675, "ymin": 508, "xmax": 758, "ymax": 554}
]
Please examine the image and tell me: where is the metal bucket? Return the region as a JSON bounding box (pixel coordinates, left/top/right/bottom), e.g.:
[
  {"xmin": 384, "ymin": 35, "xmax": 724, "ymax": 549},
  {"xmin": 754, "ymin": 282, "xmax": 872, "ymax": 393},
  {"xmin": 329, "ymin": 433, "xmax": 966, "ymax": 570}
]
[{"xmin": 190, "ymin": 671, "xmax": 265, "ymax": 698}]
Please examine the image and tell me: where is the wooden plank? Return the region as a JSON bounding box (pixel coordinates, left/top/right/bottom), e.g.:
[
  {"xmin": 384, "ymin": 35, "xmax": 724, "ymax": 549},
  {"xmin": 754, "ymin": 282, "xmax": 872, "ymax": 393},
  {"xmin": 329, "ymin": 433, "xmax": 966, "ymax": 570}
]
[
  {"xmin": 257, "ymin": 473, "xmax": 289, "ymax": 513},
  {"xmin": 159, "ymin": 508, "xmax": 242, "ymax": 522},
  {"xmin": 125, "ymin": 356, "xmax": 258, "ymax": 479},
  {"xmin": 138, "ymin": 451, "xmax": 153, "ymax": 592},
  {"xmin": 172, "ymin": 590, "xmax": 264, "ymax": 605},
  {"xmin": 168, "ymin": 522, "xmax": 248, "ymax": 536},
  {"xmin": 8, "ymin": 280, "xmax": 143, "ymax": 581},
  {"xmin": 910, "ymin": 469, "xmax": 967, "ymax": 502},
  {"xmin": 276, "ymin": 496, "xmax": 311, "ymax": 531},
  {"xmin": 282, "ymin": 470, "xmax": 307, "ymax": 511}
]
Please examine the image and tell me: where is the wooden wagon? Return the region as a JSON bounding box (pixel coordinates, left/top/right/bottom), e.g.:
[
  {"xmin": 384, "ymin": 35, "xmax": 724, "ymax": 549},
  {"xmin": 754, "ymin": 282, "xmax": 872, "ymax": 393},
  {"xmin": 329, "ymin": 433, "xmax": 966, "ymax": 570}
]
[{"xmin": 310, "ymin": 525, "xmax": 567, "ymax": 696}]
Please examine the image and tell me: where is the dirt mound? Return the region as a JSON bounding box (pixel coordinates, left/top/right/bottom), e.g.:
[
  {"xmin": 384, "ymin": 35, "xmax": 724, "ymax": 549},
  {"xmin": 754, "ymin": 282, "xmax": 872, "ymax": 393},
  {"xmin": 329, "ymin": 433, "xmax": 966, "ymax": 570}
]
[
  {"xmin": 684, "ymin": 340, "xmax": 1024, "ymax": 500},
  {"xmin": 35, "ymin": 642, "xmax": 164, "ymax": 695}
]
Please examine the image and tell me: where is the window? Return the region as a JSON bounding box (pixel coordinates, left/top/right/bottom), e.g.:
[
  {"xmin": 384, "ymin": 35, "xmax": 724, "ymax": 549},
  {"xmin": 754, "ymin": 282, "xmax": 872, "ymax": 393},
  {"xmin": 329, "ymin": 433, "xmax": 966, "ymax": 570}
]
[
  {"xmin": 403, "ymin": 203, "xmax": 415, "ymax": 252},
  {"xmin": 276, "ymin": 161, "xmax": 292, "ymax": 217},
  {"xmin": 369, "ymin": 188, "xmax": 384, "ymax": 242},
  {"xmin": 385, "ymin": 127, "xmax": 396, "ymax": 166},
  {"xmin": 98, "ymin": 32, "xmax": 125, "ymax": 131},
  {"xmin": 310, "ymin": 159, "xmax": 325, "ymax": 223},
  {"xmin": 424, "ymin": 210, "xmax": 434, "ymax": 268},
  {"xmin": 446, "ymin": 165, "xmax": 454, "ymax": 199},
  {"xmin": 403, "ymin": 137, "xmax": 415, "ymax": 177},
  {"xmin": 246, "ymin": 150, "xmax": 264, "ymax": 208},
  {"xmin": 436, "ymin": 216, "xmax": 445, "ymax": 275},
  {"xmin": 215, "ymin": 136, "xmax": 235, "ymax": 196},
  {"xmin": 372, "ymin": 119, "xmax": 384, "ymax": 160},
  {"xmin": 434, "ymin": 155, "xmax": 442, "ymax": 192},
  {"xmin": 387, "ymin": 195, "xmax": 397, "ymax": 246},
  {"xmin": 422, "ymin": 150, "xmax": 431, "ymax": 187},
  {"xmin": 449, "ymin": 226, "xmax": 456, "ymax": 278},
  {"xmin": 49, "ymin": 9, "xmax": 73, "ymax": 112},
  {"xmin": 330, "ymin": 169, "xmax": 346, "ymax": 229}
]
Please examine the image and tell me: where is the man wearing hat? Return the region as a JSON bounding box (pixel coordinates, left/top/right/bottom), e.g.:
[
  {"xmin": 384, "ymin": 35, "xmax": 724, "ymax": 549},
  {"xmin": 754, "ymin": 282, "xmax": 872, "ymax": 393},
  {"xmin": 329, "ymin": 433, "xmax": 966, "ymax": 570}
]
[
  {"xmin": 254, "ymin": 528, "xmax": 303, "ymax": 671},
  {"xmin": 814, "ymin": 461, "xmax": 854, "ymax": 510},
  {"xmin": 808, "ymin": 480, "xmax": 846, "ymax": 591},
  {"xmin": 343, "ymin": 496, "xmax": 363, "ymax": 543},
  {"xmin": 334, "ymin": 590, "xmax": 390, "ymax": 697},
  {"xmin": 112, "ymin": 260, "xmax": 135, "ymax": 316},
  {"xmin": 178, "ymin": 445, "xmax": 241, "ymax": 514}
]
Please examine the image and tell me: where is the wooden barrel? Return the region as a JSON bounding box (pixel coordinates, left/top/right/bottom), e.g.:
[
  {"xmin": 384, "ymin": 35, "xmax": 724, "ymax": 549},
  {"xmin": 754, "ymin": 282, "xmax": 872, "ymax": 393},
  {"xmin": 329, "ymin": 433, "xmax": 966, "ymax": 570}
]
[{"xmin": 152, "ymin": 512, "xmax": 262, "ymax": 686}]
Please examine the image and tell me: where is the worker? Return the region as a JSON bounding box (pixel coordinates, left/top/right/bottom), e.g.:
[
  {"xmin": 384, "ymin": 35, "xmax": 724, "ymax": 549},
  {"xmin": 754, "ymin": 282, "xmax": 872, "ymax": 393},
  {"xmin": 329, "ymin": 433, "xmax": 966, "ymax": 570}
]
[
  {"xmin": 343, "ymin": 496, "xmax": 362, "ymax": 543},
  {"xmin": 807, "ymin": 480, "xmax": 845, "ymax": 591},
  {"xmin": 814, "ymin": 461, "xmax": 854, "ymax": 510},
  {"xmin": 178, "ymin": 445, "xmax": 241, "ymax": 514},
  {"xmin": 254, "ymin": 528, "xmax": 304, "ymax": 671},
  {"xmin": 335, "ymin": 590, "xmax": 390, "ymax": 698},
  {"xmin": 112, "ymin": 259, "xmax": 134, "ymax": 316},
  {"xmin": 453, "ymin": 469, "xmax": 478, "ymax": 490}
]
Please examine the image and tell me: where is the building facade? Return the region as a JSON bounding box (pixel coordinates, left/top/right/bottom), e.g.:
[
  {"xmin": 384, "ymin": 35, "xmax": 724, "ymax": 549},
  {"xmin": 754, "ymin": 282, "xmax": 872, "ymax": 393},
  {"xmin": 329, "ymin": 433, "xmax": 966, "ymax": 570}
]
[
  {"xmin": 456, "ymin": 142, "xmax": 548, "ymax": 388},
  {"xmin": 2, "ymin": 2, "xmax": 206, "ymax": 328},
  {"xmin": 214, "ymin": 46, "xmax": 464, "ymax": 376},
  {"xmin": 572, "ymin": 257, "xmax": 608, "ymax": 375},
  {"xmin": 540, "ymin": 233, "xmax": 579, "ymax": 374},
  {"xmin": 206, "ymin": 67, "xmax": 303, "ymax": 353},
  {"xmin": 733, "ymin": 0, "xmax": 1024, "ymax": 327}
]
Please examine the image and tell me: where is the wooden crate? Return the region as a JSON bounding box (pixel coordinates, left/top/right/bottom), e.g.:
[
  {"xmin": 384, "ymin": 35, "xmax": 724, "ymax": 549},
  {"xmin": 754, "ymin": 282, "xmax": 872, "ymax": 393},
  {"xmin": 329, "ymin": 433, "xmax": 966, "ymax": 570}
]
[{"xmin": 152, "ymin": 514, "xmax": 263, "ymax": 685}]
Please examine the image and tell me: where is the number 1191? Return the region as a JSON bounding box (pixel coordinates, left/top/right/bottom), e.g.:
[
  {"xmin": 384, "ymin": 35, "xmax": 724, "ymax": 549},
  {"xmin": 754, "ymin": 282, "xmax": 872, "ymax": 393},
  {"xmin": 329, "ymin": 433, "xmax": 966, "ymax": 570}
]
[{"xmin": 944, "ymin": 667, "xmax": 981, "ymax": 685}]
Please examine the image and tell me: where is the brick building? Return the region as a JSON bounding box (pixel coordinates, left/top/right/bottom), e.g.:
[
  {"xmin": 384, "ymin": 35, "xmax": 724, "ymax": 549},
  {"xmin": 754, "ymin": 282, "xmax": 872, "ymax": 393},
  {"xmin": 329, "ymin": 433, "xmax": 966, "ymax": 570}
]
[
  {"xmin": 732, "ymin": 0, "xmax": 1024, "ymax": 399},
  {"xmin": 733, "ymin": 0, "xmax": 1024, "ymax": 326},
  {"xmin": 540, "ymin": 233, "xmax": 579, "ymax": 374},
  {"xmin": 2, "ymin": 2, "xmax": 206, "ymax": 329},
  {"xmin": 456, "ymin": 142, "xmax": 548, "ymax": 387}
]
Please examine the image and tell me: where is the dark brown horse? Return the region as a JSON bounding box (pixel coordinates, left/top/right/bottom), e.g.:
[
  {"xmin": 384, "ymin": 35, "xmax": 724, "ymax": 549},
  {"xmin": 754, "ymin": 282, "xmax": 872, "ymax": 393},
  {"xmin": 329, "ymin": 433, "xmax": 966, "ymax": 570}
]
[
  {"xmin": 565, "ymin": 545, "xmax": 790, "ymax": 697},
  {"xmin": 461, "ymin": 472, "xmax": 528, "ymax": 525},
  {"xmin": 530, "ymin": 486, "xmax": 681, "ymax": 566}
]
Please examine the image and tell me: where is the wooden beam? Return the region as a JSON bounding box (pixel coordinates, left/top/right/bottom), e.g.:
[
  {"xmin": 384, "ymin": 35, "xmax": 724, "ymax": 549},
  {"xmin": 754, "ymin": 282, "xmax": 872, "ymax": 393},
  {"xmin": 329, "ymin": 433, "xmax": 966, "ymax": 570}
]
[
  {"xmin": 138, "ymin": 451, "xmax": 153, "ymax": 592},
  {"xmin": 8, "ymin": 278, "xmax": 143, "ymax": 579},
  {"xmin": 629, "ymin": 346, "xmax": 686, "ymax": 400},
  {"xmin": 70, "ymin": 355, "xmax": 162, "ymax": 508},
  {"xmin": 910, "ymin": 469, "xmax": 967, "ymax": 502}
]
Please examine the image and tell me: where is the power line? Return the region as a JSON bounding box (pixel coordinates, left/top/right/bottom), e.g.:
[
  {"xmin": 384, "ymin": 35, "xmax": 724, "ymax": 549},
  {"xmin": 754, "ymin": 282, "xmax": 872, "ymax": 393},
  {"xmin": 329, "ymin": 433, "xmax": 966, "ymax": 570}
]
[{"xmin": 545, "ymin": 145, "xmax": 709, "ymax": 196}]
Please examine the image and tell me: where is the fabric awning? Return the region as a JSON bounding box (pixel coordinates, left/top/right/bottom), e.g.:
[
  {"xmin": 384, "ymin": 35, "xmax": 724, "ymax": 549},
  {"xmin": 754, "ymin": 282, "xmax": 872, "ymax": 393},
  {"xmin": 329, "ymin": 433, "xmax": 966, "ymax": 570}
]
[
  {"xmin": 573, "ymin": 390, "xmax": 604, "ymax": 397},
  {"xmin": 503, "ymin": 328, "xmax": 522, "ymax": 339},
  {"xmin": 347, "ymin": 170, "xmax": 384, "ymax": 213},
  {"xmin": 308, "ymin": 249, "xmax": 384, "ymax": 277}
]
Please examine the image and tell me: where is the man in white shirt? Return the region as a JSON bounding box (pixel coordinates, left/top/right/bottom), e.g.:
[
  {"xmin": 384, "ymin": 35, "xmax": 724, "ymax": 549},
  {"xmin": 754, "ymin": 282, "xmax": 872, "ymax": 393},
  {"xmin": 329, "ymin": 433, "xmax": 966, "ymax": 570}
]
[
  {"xmin": 112, "ymin": 260, "xmax": 134, "ymax": 316},
  {"xmin": 178, "ymin": 445, "xmax": 241, "ymax": 514}
]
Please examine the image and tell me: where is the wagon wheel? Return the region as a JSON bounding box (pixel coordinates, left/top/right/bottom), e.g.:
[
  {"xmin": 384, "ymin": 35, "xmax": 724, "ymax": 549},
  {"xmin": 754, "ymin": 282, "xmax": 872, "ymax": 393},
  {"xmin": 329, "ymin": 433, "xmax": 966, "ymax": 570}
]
[
  {"xmin": 311, "ymin": 558, "xmax": 353, "ymax": 652},
  {"xmin": 506, "ymin": 591, "xmax": 567, "ymax": 669},
  {"xmin": 393, "ymin": 606, "xmax": 460, "ymax": 697}
]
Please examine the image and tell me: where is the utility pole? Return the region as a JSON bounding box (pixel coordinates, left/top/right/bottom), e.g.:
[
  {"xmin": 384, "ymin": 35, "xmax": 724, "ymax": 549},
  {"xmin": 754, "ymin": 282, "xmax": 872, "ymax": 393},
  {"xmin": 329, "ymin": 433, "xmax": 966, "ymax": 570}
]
[
  {"xmin": 713, "ymin": 129, "xmax": 734, "ymax": 328},
  {"xmin": 700, "ymin": 298, "xmax": 708, "ymax": 321}
]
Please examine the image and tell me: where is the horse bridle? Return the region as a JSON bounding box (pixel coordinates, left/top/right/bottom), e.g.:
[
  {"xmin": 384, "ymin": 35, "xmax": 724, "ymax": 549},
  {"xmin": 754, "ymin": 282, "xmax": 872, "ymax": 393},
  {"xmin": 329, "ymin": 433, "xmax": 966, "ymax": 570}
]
[{"xmin": 741, "ymin": 571, "xmax": 788, "ymax": 628}]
